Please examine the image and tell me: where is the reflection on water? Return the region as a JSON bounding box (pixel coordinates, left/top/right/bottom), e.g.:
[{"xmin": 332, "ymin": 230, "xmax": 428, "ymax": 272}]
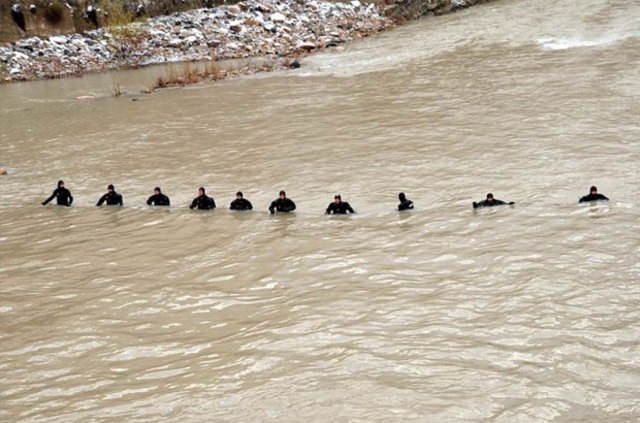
[{"xmin": 1, "ymin": 0, "xmax": 640, "ymax": 421}]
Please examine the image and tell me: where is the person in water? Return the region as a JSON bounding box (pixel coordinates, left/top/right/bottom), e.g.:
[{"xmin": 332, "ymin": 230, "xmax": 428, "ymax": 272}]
[
  {"xmin": 189, "ymin": 187, "xmax": 216, "ymax": 210},
  {"xmin": 96, "ymin": 184, "xmax": 123, "ymax": 206},
  {"xmin": 230, "ymin": 191, "xmax": 253, "ymax": 211},
  {"xmin": 42, "ymin": 180, "xmax": 73, "ymax": 206},
  {"xmin": 397, "ymin": 192, "xmax": 413, "ymax": 211},
  {"xmin": 146, "ymin": 186, "xmax": 170, "ymax": 206},
  {"xmin": 473, "ymin": 193, "xmax": 514, "ymax": 208},
  {"xmin": 269, "ymin": 190, "xmax": 296, "ymax": 214},
  {"xmin": 579, "ymin": 186, "xmax": 609, "ymax": 203},
  {"xmin": 326, "ymin": 194, "xmax": 355, "ymax": 214}
]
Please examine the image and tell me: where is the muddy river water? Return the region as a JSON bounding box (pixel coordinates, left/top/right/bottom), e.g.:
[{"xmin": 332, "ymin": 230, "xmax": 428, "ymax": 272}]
[{"xmin": 1, "ymin": 0, "xmax": 639, "ymax": 421}]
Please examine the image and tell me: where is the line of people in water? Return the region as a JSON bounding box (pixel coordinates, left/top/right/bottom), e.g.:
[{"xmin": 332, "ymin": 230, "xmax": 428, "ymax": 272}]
[{"xmin": 41, "ymin": 181, "xmax": 610, "ymax": 212}]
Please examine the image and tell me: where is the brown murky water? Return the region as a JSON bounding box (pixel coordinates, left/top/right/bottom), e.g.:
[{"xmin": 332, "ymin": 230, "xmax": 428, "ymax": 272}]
[{"xmin": 1, "ymin": 0, "xmax": 639, "ymax": 421}]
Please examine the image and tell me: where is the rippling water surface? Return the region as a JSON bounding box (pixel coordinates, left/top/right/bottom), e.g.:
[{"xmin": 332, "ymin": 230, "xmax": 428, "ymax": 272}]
[{"xmin": 1, "ymin": 0, "xmax": 640, "ymax": 421}]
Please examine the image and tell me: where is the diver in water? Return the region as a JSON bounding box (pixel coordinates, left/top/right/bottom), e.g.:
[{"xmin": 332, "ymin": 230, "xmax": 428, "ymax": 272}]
[
  {"xmin": 146, "ymin": 187, "xmax": 170, "ymax": 206},
  {"xmin": 473, "ymin": 193, "xmax": 514, "ymax": 209},
  {"xmin": 579, "ymin": 186, "xmax": 609, "ymax": 203},
  {"xmin": 397, "ymin": 192, "xmax": 413, "ymax": 211},
  {"xmin": 96, "ymin": 184, "xmax": 123, "ymax": 206},
  {"xmin": 42, "ymin": 180, "xmax": 73, "ymax": 206},
  {"xmin": 326, "ymin": 194, "xmax": 355, "ymax": 214},
  {"xmin": 269, "ymin": 190, "xmax": 296, "ymax": 214},
  {"xmin": 189, "ymin": 187, "xmax": 216, "ymax": 210},
  {"xmin": 230, "ymin": 191, "xmax": 253, "ymax": 210}
]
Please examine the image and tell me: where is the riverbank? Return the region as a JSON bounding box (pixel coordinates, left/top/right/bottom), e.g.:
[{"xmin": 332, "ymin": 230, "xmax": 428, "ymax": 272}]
[
  {"xmin": 1, "ymin": 0, "xmax": 393, "ymax": 82},
  {"xmin": 0, "ymin": 0, "xmax": 493, "ymax": 83}
]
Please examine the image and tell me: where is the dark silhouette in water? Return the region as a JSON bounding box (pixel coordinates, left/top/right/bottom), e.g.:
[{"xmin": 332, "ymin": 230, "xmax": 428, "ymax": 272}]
[
  {"xmin": 326, "ymin": 194, "xmax": 355, "ymax": 214},
  {"xmin": 147, "ymin": 187, "xmax": 170, "ymax": 206},
  {"xmin": 230, "ymin": 192, "xmax": 253, "ymax": 211},
  {"xmin": 42, "ymin": 180, "xmax": 73, "ymax": 206},
  {"xmin": 579, "ymin": 186, "xmax": 609, "ymax": 203},
  {"xmin": 473, "ymin": 193, "xmax": 514, "ymax": 209},
  {"xmin": 190, "ymin": 187, "xmax": 216, "ymax": 210},
  {"xmin": 397, "ymin": 192, "xmax": 414, "ymax": 211},
  {"xmin": 269, "ymin": 190, "xmax": 296, "ymax": 214},
  {"xmin": 96, "ymin": 184, "xmax": 123, "ymax": 206}
]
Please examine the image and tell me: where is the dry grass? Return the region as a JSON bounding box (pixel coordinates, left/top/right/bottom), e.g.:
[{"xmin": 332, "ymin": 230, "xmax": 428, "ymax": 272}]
[
  {"xmin": 148, "ymin": 61, "xmax": 227, "ymax": 91},
  {"xmin": 100, "ymin": 0, "xmax": 135, "ymax": 27},
  {"xmin": 44, "ymin": 1, "xmax": 65, "ymax": 24}
]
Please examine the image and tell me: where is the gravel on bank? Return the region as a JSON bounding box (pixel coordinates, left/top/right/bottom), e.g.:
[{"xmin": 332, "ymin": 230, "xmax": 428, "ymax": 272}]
[{"xmin": 0, "ymin": 0, "xmax": 394, "ymax": 82}]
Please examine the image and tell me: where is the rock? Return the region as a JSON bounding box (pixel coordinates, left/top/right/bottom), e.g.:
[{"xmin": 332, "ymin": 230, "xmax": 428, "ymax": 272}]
[
  {"xmin": 229, "ymin": 21, "xmax": 244, "ymax": 32},
  {"xmin": 0, "ymin": 168, "xmax": 7, "ymax": 175},
  {"xmin": 297, "ymin": 41, "xmax": 316, "ymax": 50},
  {"xmin": 270, "ymin": 12, "xmax": 286, "ymax": 22},
  {"xmin": 49, "ymin": 36, "xmax": 68, "ymax": 44},
  {"xmin": 226, "ymin": 5, "xmax": 242, "ymax": 15}
]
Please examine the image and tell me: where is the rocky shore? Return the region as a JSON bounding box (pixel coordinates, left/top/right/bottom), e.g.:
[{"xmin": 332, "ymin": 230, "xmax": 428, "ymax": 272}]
[{"xmin": 0, "ymin": 0, "xmax": 393, "ymax": 82}]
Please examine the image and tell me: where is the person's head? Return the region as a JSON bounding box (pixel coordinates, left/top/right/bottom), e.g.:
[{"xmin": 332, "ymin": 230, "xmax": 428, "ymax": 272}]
[
  {"xmin": 108, "ymin": 184, "xmax": 114, "ymax": 192},
  {"xmin": 198, "ymin": 187, "xmax": 205, "ymax": 196},
  {"xmin": 486, "ymin": 193, "xmax": 494, "ymax": 202},
  {"xmin": 334, "ymin": 194, "xmax": 342, "ymax": 204},
  {"xmin": 154, "ymin": 186, "xmax": 161, "ymax": 195},
  {"xmin": 57, "ymin": 180, "xmax": 64, "ymax": 188},
  {"xmin": 236, "ymin": 191, "xmax": 243, "ymax": 199},
  {"xmin": 398, "ymin": 192, "xmax": 406, "ymax": 202},
  {"xmin": 279, "ymin": 190, "xmax": 286, "ymax": 199},
  {"xmin": 590, "ymin": 185, "xmax": 598, "ymax": 194}
]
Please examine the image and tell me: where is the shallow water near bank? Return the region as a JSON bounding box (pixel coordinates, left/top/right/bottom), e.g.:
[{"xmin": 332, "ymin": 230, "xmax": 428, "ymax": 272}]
[{"xmin": 1, "ymin": 0, "xmax": 640, "ymax": 421}]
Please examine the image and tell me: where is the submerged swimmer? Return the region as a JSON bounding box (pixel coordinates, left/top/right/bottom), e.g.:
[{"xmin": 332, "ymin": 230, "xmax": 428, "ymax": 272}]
[
  {"xmin": 473, "ymin": 193, "xmax": 514, "ymax": 209},
  {"xmin": 96, "ymin": 184, "xmax": 123, "ymax": 206},
  {"xmin": 326, "ymin": 194, "xmax": 355, "ymax": 214},
  {"xmin": 579, "ymin": 186, "xmax": 609, "ymax": 203},
  {"xmin": 147, "ymin": 187, "xmax": 170, "ymax": 206},
  {"xmin": 269, "ymin": 190, "xmax": 296, "ymax": 214},
  {"xmin": 230, "ymin": 191, "xmax": 253, "ymax": 211},
  {"xmin": 42, "ymin": 180, "xmax": 73, "ymax": 206},
  {"xmin": 397, "ymin": 192, "xmax": 413, "ymax": 211},
  {"xmin": 189, "ymin": 187, "xmax": 216, "ymax": 210}
]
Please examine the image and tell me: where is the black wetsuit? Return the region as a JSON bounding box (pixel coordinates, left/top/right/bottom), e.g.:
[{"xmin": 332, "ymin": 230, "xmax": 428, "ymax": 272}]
[
  {"xmin": 473, "ymin": 199, "xmax": 510, "ymax": 208},
  {"xmin": 147, "ymin": 193, "xmax": 170, "ymax": 206},
  {"xmin": 230, "ymin": 198, "xmax": 253, "ymax": 210},
  {"xmin": 190, "ymin": 195, "xmax": 216, "ymax": 210},
  {"xmin": 398, "ymin": 199, "xmax": 413, "ymax": 211},
  {"xmin": 269, "ymin": 198, "xmax": 296, "ymax": 214},
  {"xmin": 579, "ymin": 193, "xmax": 609, "ymax": 203},
  {"xmin": 96, "ymin": 191, "xmax": 123, "ymax": 206},
  {"xmin": 42, "ymin": 187, "xmax": 73, "ymax": 206},
  {"xmin": 326, "ymin": 201, "xmax": 355, "ymax": 214}
]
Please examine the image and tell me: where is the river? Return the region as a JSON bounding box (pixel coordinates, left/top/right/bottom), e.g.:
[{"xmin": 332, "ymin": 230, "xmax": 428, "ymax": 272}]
[{"xmin": 1, "ymin": 0, "xmax": 639, "ymax": 421}]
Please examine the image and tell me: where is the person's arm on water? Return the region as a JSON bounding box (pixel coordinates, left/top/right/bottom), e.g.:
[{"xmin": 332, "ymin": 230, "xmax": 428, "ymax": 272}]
[
  {"xmin": 96, "ymin": 194, "xmax": 107, "ymax": 206},
  {"xmin": 42, "ymin": 190, "xmax": 56, "ymax": 206},
  {"xmin": 346, "ymin": 203, "xmax": 355, "ymax": 214}
]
